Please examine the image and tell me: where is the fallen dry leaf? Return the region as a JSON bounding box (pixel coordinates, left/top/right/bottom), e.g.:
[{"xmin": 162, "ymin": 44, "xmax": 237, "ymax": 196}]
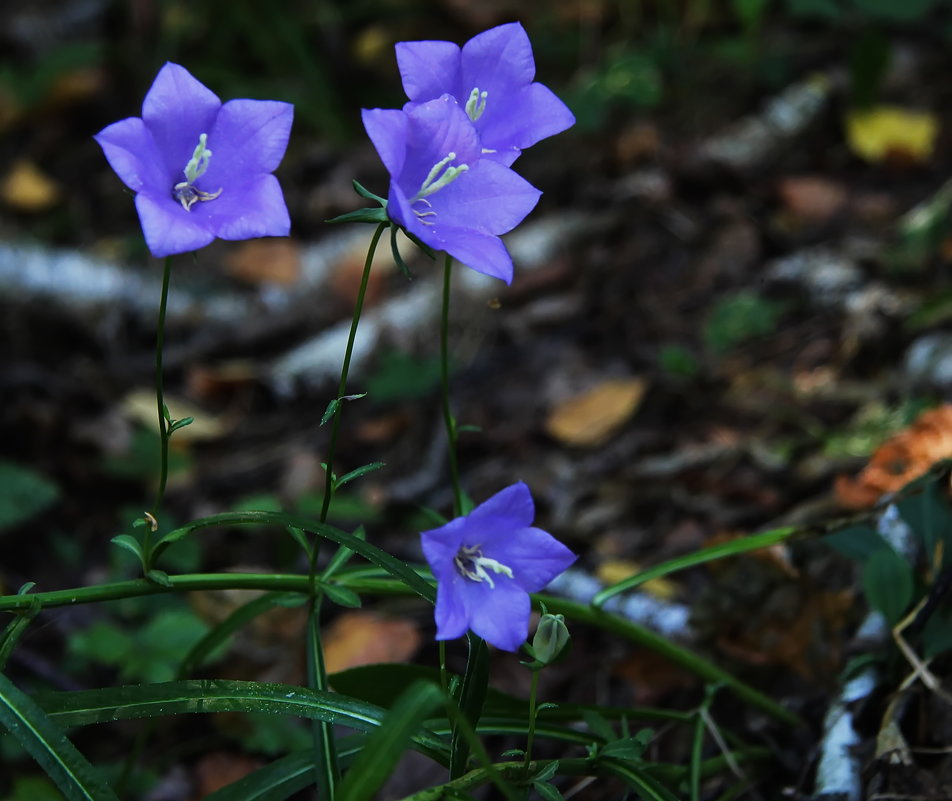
[
  {"xmin": 596, "ymin": 558, "xmax": 680, "ymax": 600},
  {"xmin": 835, "ymin": 404, "xmax": 952, "ymax": 509},
  {"xmin": 193, "ymin": 752, "xmax": 262, "ymax": 798},
  {"xmin": 224, "ymin": 239, "xmax": 300, "ymax": 285},
  {"xmin": 776, "ymin": 176, "xmax": 848, "ymax": 223},
  {"xmin": 323, "ymin": 612, "xmax": 421, "ymax": 674},
  {"xmin": 121, "ymin": 388, "xmax": 232, "ymax": 442},
  {"xmin": 1, "ymin": 160, "xmax": 61, "ymax": 212},
  {"xmin": 845, "ymin": 107, "xmax": 938, "ymax": 165},
  {"xmin": 545, "ymin": 377, "xmax": 647, "ymax": 447}
]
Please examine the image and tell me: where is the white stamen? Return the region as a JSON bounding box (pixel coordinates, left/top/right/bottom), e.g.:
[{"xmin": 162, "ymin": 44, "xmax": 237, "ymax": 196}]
[
  {"xmin": 173, "ymin": 133, "xmax": 222, "ymax": 211},
  {"xmin": 454, "ymin": 544, "xmax": 514, "ymax": 590},
  {"xmin": 465, "ymin": 87, "xmax": 488, "ymax": 121}
]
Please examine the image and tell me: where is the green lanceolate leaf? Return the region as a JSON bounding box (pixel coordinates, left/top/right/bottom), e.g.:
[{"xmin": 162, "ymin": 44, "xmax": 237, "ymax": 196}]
[
  {"xmin": 152, "ymin": 511, "xmax": 435, "ymax": 603},
  {"xmin": 110, "ymin": 534, "xmax": 146, "ymax": 569},
  {"xmin": 863, "ymin": 548, "xmax": 915, "ymax": 625},
  {"xmin": 320, "ymin": 398, "xmax": 341, "ymax": 426},
  {"xmin": 322, "ymin": 526, "xmax": 365, "ymax": 581},
  {"xmin": 322, "ymin": 583, "xmax": 362, "ymax": 608},
  {"xmin": 337, "ymin": 681, "xmax": 444, "ymax": 801},
  {"xmin": 0, "ymin": 672, "xmax": 120, "ymax": 801},
  {"xmin": 36, "ymin": 680, "xmax": 448, "ymax": 763},
  {"xmin": 450, "ymin": 634, "xmax": 489, "ymax": 779},
  {"xmin": 334, "ymin": 462, "xmax": 386, "ymax": 491}
]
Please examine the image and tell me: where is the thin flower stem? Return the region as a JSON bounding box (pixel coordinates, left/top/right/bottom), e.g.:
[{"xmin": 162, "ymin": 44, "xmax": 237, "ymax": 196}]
[
  {"xmin": 440, "ymin": 254, "xmax": 464, "ymax": 516},
  {"xmin": 439, "ymin": 640, "xmax": 449, "ymax": 695},
  {"xmin": 147, "ymin": 255, "xmax": 174, "ymax": 567},
  {"xmin": 319, "ymin": 221, "xmax": 387, "ymax": 525},
  {"xmin": 523, "ymin": 669, "xmax": 540, "ymax": 775}
]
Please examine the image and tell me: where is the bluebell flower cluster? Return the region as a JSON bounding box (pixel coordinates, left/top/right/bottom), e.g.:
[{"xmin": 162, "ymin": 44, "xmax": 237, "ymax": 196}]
[{"xmin": 364, "ymin": 22, "xmax": 576, "ymax": 284}]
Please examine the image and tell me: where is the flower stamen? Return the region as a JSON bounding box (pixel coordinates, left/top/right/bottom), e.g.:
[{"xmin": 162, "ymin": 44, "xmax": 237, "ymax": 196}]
[
  {"xmin": 172, "ymin": 132, "xmax": 222, "ymax": 211},
  {"xmin": 412, "ymin": 152, "xmax": 469, "ymax": 203},
  {"xmin": 465, "ymin": 87, "xmax": 488, "ymax": 121},
  {"xmin": 453, "ymin": 544, "xmax": 514, "ymax": 589}
]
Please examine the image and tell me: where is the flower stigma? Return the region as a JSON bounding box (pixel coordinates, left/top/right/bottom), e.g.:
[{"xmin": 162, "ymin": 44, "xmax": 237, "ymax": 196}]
[
  {"xmin": 465, "ymin": 87, "xmax": 488, "ymax": 121},
  {"xmin": 409, "ymin": 151, "xmax": 469, "ymax": 224},
  {"xmin": 172, "ymin": 133, "xmax": 222, "ymax": 211},
  {"xmin": 453, "ymin": 544, "xmax": 514, "ymax": 589}
]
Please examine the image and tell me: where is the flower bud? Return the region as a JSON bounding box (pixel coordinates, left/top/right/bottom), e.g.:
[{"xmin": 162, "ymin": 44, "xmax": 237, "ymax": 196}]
[{"xmin": 531, "ymin": 613, "xmax": 570, "ymax": 666}]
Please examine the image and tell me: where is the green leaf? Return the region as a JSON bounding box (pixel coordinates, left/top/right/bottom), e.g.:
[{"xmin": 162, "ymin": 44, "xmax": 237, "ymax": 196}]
[
  {"xmin": 109, "ymin": 535, "xmax": 145, "ymax": 568},
  {"xmin": 146, "ymin": 569, "xmax": 172, "ymax": 587},
  {"xmin": 36, "ymin": 680, "xmax": 448, "ymax": 763},
  {"xmin": 320, "ymin": 398, "xmax": 341, "ymax": 427},
  {"xmin": 898, "ymin": 477, "xmax": 952, "ymax": 567},
  {"xmin": 823, "ymin": 525, "xmax": 889, "ymax": 562},
  {"xmin": 337, "ymin": 681, "xmax": 443, "ymax": 801},
  {"xmin": 286, "ymin": 526, "xmax": 311, "ymax": 556},
  {"xmin": 322, "ymin": 583, "xmax": 362, "ymax": 609},
  {"xmin": 167, "ymin": 416, "xmax": 194, "ymax": 435},
  {"xmin": 325, "ymin": 207, "xmax": 389, "ymax": 225},
  {"xmin": 582, "ymin": 710, "xmax": 617, "ymax": 742},
  {"xmin": 0, "ymin": 672, "xmax": 120, "ymax": 801},
  {"xmin": 322, "ymin": 526, "xmax": 364, "ymax": 581},
  {"xmin": 0, "ymin": 461, "xmax": 59, "ymax": 534},
  {"xmin": 600, "ymin": 729, "xmax": 654, "ymax": 761},
  {"xmin": 533, "ymin": 780, "xmax": 565, "ymax": 801},
  {"xmin": 334, "ymin": 462, "xmax": 386, "ymax": 491},
  {"xmin": 451, "ymin": 634, "xmax": 489, "ymax": 778},
  {"xmin": 863, "ymin": 548, "xmax": 915, "ymax": 625},
  {"xmin": 593, "ymin": 526, "xmax": 797, "ymax": 606},
  {"xmin": 534, "ymin": 760, "xmax": 560, "ymax": 783},
  {"xmin": 351, "ymin": 180, "xmax": 386, "ymax": 206},
  {"xmin": 390, "ymin": 223, "xmax": 413, "ymax": 280}
]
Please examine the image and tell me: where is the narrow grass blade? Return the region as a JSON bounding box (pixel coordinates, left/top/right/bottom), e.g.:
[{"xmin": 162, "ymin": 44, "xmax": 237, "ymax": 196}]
[
  {"xmin": 337, "ymin": 681, "xmax": 443, "ymax": 801},
  {"xmin": 0, "ymin": 673, "xmax": 120, "ymax": 801},
  {"xmin": 450, "ymin": 634, "xmax": 489, "ymax": 779}
]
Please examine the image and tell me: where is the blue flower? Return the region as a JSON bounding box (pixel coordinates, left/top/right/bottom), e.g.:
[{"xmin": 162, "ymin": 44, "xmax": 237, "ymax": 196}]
[
  {"xmin": 95, "ymin": 63, "xmax": 293, "ymax": 258},
  {"xmin": 420, "ymin": 482, "xmax": 576, "ymax": 651},
  {"xmin": 362, "ymin": 95, "xmax": 540, "ymax": 283},
  {"xmin": 396, "ymin": 22, "xmax": 575, "ymax": 166}
]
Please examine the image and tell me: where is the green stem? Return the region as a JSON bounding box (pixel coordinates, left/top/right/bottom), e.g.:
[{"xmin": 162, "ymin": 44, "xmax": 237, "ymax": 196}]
[
  {"xmin": 147, "ymin": 255, "xmax": 174, "ymax": 567},
  {"xmin": 439, "ymin": 254, "xmax": 463, "ymax": 516},
  {"xmin": 319, "ymin": 221, "xmax": 387, "ymax": 524},
  {"xmin": 523, "ymin": 669, "xmax": 540, "ymax": 775}
]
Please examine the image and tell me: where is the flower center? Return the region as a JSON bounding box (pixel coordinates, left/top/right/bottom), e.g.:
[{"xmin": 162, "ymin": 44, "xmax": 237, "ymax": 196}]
[
  {"xmin": 409, "ymin": 152, "xmax": 469, "ymax": 225},
  {"xmin": 453, "ymin": 544, "xmax": 513, "ymax": 589},
  {"xmin": 465, "ymin": 87, "xmax": 488, "ymax": 121},
  {"xmin": 172, "ymin": 133, "xmax": 222, "ymax": 211}
]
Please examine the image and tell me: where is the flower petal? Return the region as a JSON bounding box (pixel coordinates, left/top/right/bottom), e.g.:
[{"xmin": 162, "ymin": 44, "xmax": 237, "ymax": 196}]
[
  {"xmin": 423, "ymin": 224, "xmax": 515, "ymax": 284},
  {"xmin": 468, "ymin": 482, "xmax": 535, "ymax": 529},
  {"xmin": 94, "ymin": 117, "xmax": 167, "ymax": 193},
  {"xmin": 396, "ymin": 40, "xmax": 462, "ymax": 102},
  {"xmin": 134, "ymin": 192, "xmax": 215, "ymax": 258},
  {"xmin": 420, "ymin": 517, "xmax": 468, "ymax": 579},
  {"xmin": 202, "ymin": 99, "xmax": 293, "ymax": 188},
  {"xmin": 463, "ymin": 579, "xmax": 530, "ymax": 651},
  {"xmin": 362, "ymin": 108, "xmax": 409, "ymax": 178},
  {"xmin": 400, "ymin": 97, "xmax": 480, "ymax": 193},
  {"xmin": 142, "ymin": 63, "xmax": 221, "ymax": 179},
  {"xmin": 461, "ymin": 22, "xmax": 535, "ymax": 90},
  {"xmin": 433, "ymin": 574, "xmax": 471, "ymax": 641},
  {"xmin": 489, "ymin": 526, "xmax": 576, "ymax": 593},
  {"xmin": 194, "ymin": 174, "xmax": 290, "ymax": 240},
  {"xmin": 480, "ymin": 82, "xmax": 576, "ymax": 155},
  {"xmin": 431, "ymin": 159, "xmax": 540, "ymax": 235}
]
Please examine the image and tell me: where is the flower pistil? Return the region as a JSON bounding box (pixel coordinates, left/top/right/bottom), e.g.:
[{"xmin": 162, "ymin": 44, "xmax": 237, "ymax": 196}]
[
  {"xmin": 453, "ymin": 544, "xmax": 513, "ymax": 589},
  {"xmin": 172, "ymin": 133, "xmax": 222, "ymax": 211},
  {"xmin": 410, "ymin": 151, "xmax": 469, "ymax": 224}
]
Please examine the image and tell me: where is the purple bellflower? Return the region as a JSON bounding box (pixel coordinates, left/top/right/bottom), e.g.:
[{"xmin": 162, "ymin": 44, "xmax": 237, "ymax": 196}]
[
  {"xmin": 362, "ymin": 95, "xmax": 541, "ymax": 283},
  {"xmin": 95, "ymin": 63, "xmax": 293, "ymax": 258},
  {"xmin": 396, "ymin": 22, "xmax": 575, "ymax": 166},
  {"xmin": 420, "ymin": 482, "xmax": 576, "ymax": 652}
]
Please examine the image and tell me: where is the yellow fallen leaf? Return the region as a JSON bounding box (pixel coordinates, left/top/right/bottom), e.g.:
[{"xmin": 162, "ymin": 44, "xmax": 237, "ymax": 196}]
[
  {"xmin": 323, "ymin": 612, "xmax": 421, "ymax": 674},
  {"xmin": 596, "ymin": 558, "xmax": 680, "ymax": 601},
  {"xmin": 121, "ymin": 389, "xmax": 231, "ymax": 441},
  {"xmin": 1, "ymin": 160, "xmax": 61, "ymax": 212},
  {"xmin": 846, "ymin": 106, "xmax": 938, "ymax": 164},
  {"xmin": 545, "ymin": 377, "xmax": 647, "ymax": 447}
]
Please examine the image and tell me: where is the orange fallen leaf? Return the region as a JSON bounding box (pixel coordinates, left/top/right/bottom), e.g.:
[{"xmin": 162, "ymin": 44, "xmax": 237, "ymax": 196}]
[
  {"xmin": 323, "ymin": 612, "xmax": 421, "ymax": 674},
  {"xmin": 835, "ymin": 404, "xmax": 952, "ymax": 509},
  {"xmin": 224, "ymin": 239, "xmax": 300, "ymax": 285},
  {"xmin": 545, "ymin": 378, "xmax": 647, "ymax": 447}
]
